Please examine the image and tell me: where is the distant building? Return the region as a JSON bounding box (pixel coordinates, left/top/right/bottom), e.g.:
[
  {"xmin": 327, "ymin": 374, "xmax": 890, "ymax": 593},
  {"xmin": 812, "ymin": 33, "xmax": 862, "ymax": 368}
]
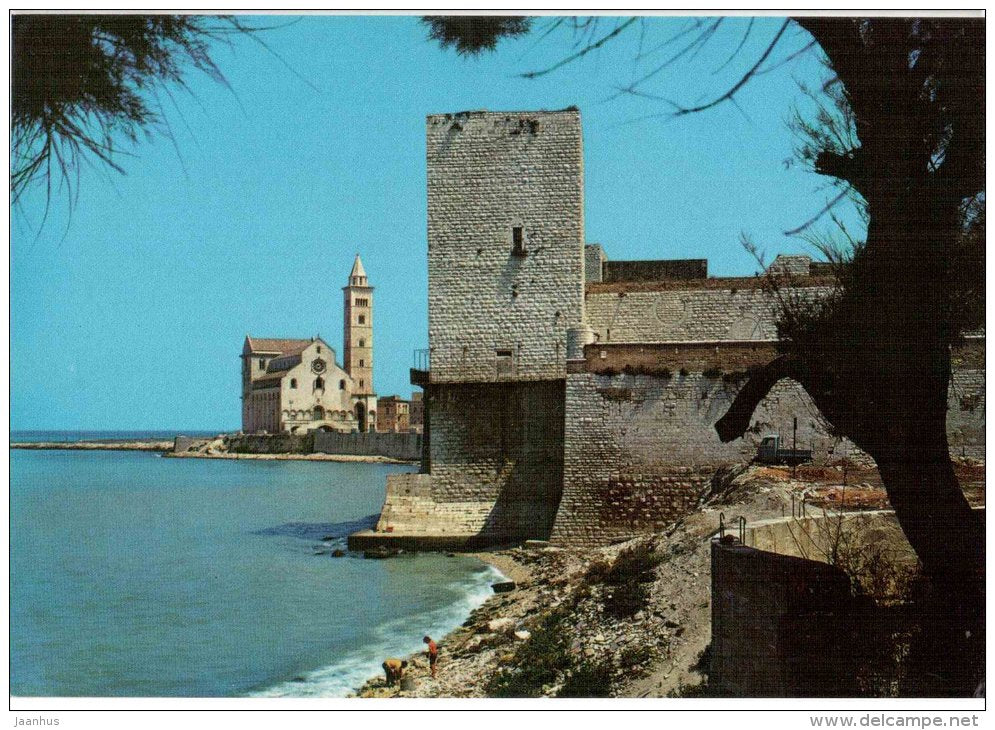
[
  {"xmin": 409, "ymin": 391, "xmax": 424, "ymax": 434},
  {"xmin": 240, "ymin": 256, "xmax": 377, "ymax": 434},
  {"xmin": 377, "ymin": 395, "xmax": 410, "ymax": 433}
]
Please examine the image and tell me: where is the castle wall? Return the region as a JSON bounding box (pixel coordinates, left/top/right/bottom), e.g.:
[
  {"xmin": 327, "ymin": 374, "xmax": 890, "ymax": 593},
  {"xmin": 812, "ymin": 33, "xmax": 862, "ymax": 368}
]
[
  {"xmin": 426, "ymin": 110, "xmax": 585, "ymax": 383},
  {"xmin": 425, "ymin": 380, "xmax": 566, "ymax": 540},
  {"xmin": 552, "ymin": 342, "xmax": 986, "ymax": 545},
  {"xmin": 585, "ymin": 281, "xmax": 832, "ymax": 343}
]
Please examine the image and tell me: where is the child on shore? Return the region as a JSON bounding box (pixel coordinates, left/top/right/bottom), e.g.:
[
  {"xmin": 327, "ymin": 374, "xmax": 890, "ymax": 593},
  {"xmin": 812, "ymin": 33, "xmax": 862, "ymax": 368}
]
[{"xmin": 423, "ymin": 635, "xmax": 439, "ymax": 678}]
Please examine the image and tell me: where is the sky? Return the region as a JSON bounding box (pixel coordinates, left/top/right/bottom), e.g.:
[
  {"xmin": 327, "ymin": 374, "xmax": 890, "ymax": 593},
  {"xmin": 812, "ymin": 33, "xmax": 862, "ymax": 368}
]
[{"xmin": 10, "ymin": 14, "xmax": 864, "ymax": 432}]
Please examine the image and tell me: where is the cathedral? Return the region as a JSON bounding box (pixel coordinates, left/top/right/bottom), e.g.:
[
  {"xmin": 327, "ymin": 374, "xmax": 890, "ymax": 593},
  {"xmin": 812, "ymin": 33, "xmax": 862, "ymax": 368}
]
[{"xmin": 240, "ymin": 255, "xmax": 377, "ymax": 434}]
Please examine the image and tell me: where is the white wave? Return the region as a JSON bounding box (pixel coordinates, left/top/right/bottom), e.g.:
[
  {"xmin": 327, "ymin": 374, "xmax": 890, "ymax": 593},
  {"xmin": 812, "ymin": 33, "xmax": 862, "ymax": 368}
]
[{"xmin": 249, "ymin": 561, "xmax": 506, "ymax": 698}]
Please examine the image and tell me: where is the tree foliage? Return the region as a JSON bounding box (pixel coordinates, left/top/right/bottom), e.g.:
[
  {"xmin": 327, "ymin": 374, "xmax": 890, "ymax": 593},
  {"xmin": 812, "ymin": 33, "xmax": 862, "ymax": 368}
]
[
  {"xmin": 423, "ymin": 16, "xmax": 532, "ymax": 56},
  {"xmin": 11, "ymin": 14, "xmax": 253, "ymax": 207}
]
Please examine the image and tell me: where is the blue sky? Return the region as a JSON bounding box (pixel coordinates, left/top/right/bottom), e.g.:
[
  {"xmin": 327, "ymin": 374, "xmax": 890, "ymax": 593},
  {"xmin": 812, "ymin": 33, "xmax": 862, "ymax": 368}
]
[{"xmin": 10, "ymin": 15, "xmax": 861, "ymax": 431}]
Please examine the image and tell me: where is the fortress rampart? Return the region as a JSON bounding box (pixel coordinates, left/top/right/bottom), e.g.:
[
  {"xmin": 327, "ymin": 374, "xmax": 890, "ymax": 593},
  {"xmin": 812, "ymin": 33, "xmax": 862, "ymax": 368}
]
[{"xmin": 348, "ymin": 109, "xmax": 985, "ymax": 552}]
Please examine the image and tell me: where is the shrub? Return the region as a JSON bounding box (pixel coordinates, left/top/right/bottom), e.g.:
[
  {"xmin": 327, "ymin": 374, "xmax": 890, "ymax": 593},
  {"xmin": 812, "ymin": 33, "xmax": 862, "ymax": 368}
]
[
  {"xmin": 594, "ymin": 542, "xmax": 663, "ymax": 619},
  {"xmin": 619, "ymin": 644, "xmax": 655, "ymax": 671},
  {"xmin": 484, "ymin": 609, "xmax": 572, "ymax": 697},
  {"xmin": 679, "ymin": 367, "xmax": 689, "ymax": 377},
  {"xmin": 557, "ymin": 660, "xmax": 615, "ymax": 697},
  {"xmin": 702, "ymin": 367, "xmax": 723, "ymax": 378}
]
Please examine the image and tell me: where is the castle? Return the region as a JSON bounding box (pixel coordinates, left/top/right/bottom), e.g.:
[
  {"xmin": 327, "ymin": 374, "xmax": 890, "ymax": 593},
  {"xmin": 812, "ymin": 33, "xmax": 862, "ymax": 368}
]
[
  {"xmin": 348, "ymin": 109, "xmax": 984, "ymax": 550},
  {"xmin": 241, "ymin": 255, "xmax": 378, "ymax": 434}
]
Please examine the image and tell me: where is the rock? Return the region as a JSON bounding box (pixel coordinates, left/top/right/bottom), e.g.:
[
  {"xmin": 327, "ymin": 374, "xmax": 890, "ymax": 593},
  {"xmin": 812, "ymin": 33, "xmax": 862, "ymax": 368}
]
[
  {"xmin": 491, "ymin": 580, "xmax": 516, "ymax": 593},
  {"xmin": 331, "ymin": 549, "xmax": 346, "ymax": 557},
  {"xmin": 488, "ymin": 617, "xmax": 515, "ymax": 633},
  {"xmin": 523, "ymin": 539, "xmax": 550, "ymax": 549},
  {"xmin": 364, "ymin": 548, "xmax": 398, "ymax": 559},
  {"xmin": 291, "ymin": 676, "xmax": 306, "ymax": 683},
  {"xmin": 400, "ymin": 676, "xmax": 417, "ymax": 691},
  {"xmin": 513, "ymin": 630, "xmax": 531, "ymax": 641}
]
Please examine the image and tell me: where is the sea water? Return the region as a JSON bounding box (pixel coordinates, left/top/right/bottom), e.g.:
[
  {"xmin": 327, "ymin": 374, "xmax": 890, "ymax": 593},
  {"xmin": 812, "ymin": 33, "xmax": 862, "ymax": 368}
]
[{"xmin": 10, "ymin": 446, "xmax": 501, "ymax": 697}]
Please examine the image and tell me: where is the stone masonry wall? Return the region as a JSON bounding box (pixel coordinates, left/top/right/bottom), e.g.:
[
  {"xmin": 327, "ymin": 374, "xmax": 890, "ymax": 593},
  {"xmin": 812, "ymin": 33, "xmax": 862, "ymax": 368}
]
[
  {"xmin": 426, "ymin": 110, "xmax": 585, "ymax": 383},
  {"xmin": 585, "ymin": 283, "xmax": 832, "ymax": 343},
  {"xmin": 602, "ymin": 258, "xmax": 707, "ymax": 283},
  {"xmin": 584, "ymin": 243, "xmax": 605, "ymax": 283},
  {"xmin": 426, "ymin": 380, "xmax": 566, "ymax": 541},
  {"xmin": 552, "ymin": 349, "xmax": 985, "ymax": 545}
]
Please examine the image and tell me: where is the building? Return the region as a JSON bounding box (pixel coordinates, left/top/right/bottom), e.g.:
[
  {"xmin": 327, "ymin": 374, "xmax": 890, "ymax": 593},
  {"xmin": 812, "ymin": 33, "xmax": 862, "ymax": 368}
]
[
  {"xmin": 377, "ymin": 395, "xmax": 411, "ymax": 433},
  {"xmin": 241, "ymin": 255, "xmax": 377, "ymax": 434},
  {"xmin": 349, "ymin": 109, "xmax": 985, "ymax": 551},
  {"xmin": 409, "ymin": 392, "xmax": 424, "ymax": 434}
]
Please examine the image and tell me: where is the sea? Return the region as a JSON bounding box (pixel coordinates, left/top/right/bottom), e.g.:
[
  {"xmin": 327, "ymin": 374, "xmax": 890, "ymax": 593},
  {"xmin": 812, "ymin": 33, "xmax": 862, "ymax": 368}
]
[{"xmin": 10, "ymin": 431, "xmax": 503, "ymax": 698}]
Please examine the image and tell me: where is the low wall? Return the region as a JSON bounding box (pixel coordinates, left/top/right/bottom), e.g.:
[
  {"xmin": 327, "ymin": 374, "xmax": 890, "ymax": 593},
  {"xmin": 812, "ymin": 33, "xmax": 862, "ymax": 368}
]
[
  {"xmin": 710, "ymin": 538, "xmax": 855, "ymax": 696},
  {"xmin": 173, "ymin": 432, "xmax": 420, "ymax": 460},
  {"xmin": 226, "ymin": 433, "xmax": 314, "ymax": 454},
  {"xmin": 313, "ymin": 431, "xmax": 421, "ymax": 461},
  {"xmin": 710, "ymin": 509, "xmax": 984, "ymax": 696}
]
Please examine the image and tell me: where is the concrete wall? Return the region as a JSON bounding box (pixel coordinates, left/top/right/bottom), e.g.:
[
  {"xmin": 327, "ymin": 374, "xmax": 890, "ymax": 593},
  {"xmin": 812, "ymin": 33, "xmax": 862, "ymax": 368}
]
[
  {"xmin": 710, "ymin": 539, "xmax": 855, "ymax": 696},
  {"xmin": 226, "ymin": 433, "xmax": 314, "ymax": 454},
  {"xmin": 426, "ymin": 110, "xmax": 585, "ymax": 383},
  {"xmin": 710, "ymin": 508, "xmax": 984, "ymax": 696}
]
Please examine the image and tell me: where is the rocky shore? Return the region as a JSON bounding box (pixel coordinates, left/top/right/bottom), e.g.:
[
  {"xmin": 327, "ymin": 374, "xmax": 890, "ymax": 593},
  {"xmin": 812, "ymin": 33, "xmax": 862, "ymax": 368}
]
[{"xmin": 353, "ymin": 460, "xmax": 985, "ymax": 699}]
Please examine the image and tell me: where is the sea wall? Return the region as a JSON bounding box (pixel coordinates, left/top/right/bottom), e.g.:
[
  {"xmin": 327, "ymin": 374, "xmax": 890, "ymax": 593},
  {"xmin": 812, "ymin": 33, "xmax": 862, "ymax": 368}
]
[
  {"xmin": 173, "ymin": 432, "xmax": 420, "ymax": 460},
  {"xmin": 313, "ymin": 431, "xmax": 421, "ymax": 461},
  {"xmin": 354, "ymin": 380, "xmax": 566, "ymax": 549}
]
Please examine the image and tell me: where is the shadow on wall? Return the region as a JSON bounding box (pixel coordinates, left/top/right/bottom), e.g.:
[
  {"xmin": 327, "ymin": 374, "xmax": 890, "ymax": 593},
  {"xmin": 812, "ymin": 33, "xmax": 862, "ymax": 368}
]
[{"xmin": 480, "ymin": 381, "xmax": 566, "ymax": 542}]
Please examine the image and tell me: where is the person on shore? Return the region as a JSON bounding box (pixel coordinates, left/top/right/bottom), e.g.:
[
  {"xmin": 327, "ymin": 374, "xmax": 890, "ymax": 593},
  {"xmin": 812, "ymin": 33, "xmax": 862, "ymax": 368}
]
[
  {"xmin": 382, "ymin": 658, "xmax": 407, "ymax": 686},
  {"xmin": 423, "ymin": 635, "xmax": 439, "ymax": 678}
]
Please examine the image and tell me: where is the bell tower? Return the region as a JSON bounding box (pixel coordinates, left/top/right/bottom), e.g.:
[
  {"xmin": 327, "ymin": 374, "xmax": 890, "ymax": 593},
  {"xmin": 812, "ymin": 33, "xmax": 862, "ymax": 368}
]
[{"xmin": 343, "ymin": 254, "xmax": 373, "ymax": 394}]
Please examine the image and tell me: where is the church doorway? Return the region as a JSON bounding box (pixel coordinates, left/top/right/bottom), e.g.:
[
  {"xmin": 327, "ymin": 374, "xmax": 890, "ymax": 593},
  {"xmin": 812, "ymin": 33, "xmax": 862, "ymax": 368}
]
[{"xmin": 355, "ymin": 402, "xmax": 367, "ymax": 432}]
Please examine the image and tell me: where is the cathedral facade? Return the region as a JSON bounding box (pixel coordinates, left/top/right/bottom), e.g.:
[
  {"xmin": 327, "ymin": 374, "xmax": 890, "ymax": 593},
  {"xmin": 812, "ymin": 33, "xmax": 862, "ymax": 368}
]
[{"xmin": 240, "ymin": 255, "xmax": 377, "ymax": 434}]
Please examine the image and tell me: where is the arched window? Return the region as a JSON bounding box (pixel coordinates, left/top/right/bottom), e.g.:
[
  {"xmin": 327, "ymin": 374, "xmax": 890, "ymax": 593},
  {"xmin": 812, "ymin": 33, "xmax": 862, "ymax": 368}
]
[
  {"xmin": 258, "ymin": 358, "xmax": 265, "ymax": 369},
  {"xmin": 314, "ymin": 377, "xmax": 324, "ymax": 390},
  {"xmin": 359, "ymin": 379, "xmax": 364, "ymax": 388},
  {"xmin": 359, "ymin": 339, "xmax": 365, "ymax": 347},
  {"xmin": 339, "ymin": 379, "xmax": 346, "ymax": 390},
  {"xmin": 290, "ymin": 378, "xmax": 297, "ymax": 389},
  {"xmin": 359, "ymin": 359, "xmax": 365, "ymax": 367},
  {"xmin": 313, "ymin": 406, "xmax": 325, "ymax": 421}
]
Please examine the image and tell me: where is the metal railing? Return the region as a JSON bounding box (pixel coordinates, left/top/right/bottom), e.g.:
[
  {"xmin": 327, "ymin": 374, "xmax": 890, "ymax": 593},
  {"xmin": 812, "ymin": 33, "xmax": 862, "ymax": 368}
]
[{"xmin": 413, "ymin": 348, "xmax": 430, "ymax": 372}]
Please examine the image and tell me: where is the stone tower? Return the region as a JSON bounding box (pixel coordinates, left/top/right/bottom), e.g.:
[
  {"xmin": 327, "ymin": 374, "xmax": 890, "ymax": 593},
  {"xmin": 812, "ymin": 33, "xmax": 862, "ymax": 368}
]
[
  {"xmin": 343, "ymin": 254, "xmax": 373, "ymax": 394},
  {"xmin": 426, "ymin": 109, "xmax": 585, "ymax": 382}
]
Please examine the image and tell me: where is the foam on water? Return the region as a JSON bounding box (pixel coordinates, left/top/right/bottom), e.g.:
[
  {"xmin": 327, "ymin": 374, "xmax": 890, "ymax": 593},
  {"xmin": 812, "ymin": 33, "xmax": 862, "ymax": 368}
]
[{"xmin": 249, "ymin": 561, "xmax": 506, "ymax": 698}]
